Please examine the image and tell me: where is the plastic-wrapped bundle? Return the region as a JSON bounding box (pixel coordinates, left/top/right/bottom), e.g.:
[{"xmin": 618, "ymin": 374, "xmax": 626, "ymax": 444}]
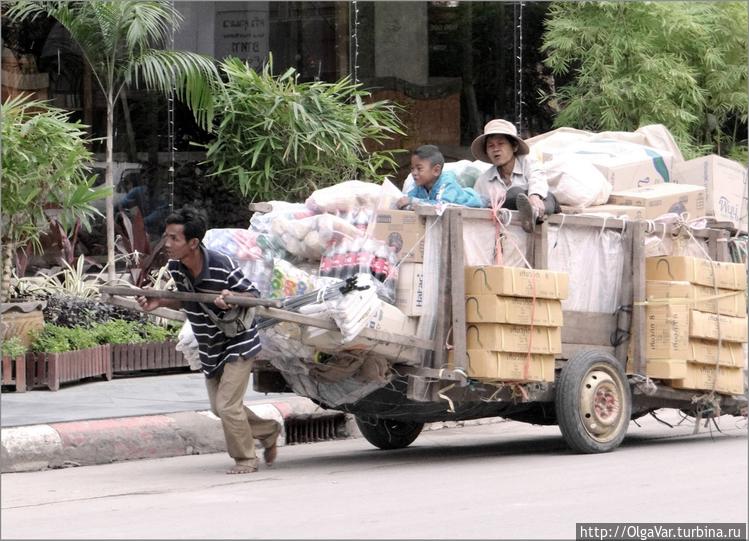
[
  {"xmin": 305, "ymin": 179, "xmax": 402, "ymax": 214},
  {"xmin": 203, "ymin": 228, "xmax": 275, "ymax": 297},
  {"xmin": 268, "ymin": 213, "xmax": 363, "ymax": 261},
  {"xmin": 256, "ymin": 322, "xmax": 314, "ymax": 361},
  {"xmin": 249, "ymin": 201, "xmax": 317, "ymax": 234},
  {"xmin": 203, "ymin": 228, "xmax": 264, "ymax": 261},
  {"xmin": 318, "ymin": 236, "xmax": 397, "ymax": 304},
  {"xmin": 269, "ymin": 258, "xmax": 320, "ymax": 300}
]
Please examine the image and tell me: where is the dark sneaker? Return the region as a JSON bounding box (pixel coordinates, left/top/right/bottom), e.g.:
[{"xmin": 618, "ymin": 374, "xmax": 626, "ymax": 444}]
[{"xmin": 516, "ymin": 193, "xmax": 539, "ymax": 234}]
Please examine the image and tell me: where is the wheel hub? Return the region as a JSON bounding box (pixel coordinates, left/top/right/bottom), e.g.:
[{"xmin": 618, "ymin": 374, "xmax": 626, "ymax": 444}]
[{"xmin": 580, "ymin": 369, "xmax": 623, "ymax": 440}]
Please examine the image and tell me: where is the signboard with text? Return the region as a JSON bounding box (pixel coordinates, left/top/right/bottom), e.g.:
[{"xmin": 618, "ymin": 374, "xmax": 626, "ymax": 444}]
[{"xmin": 215, "ymin": 4, "xmax": 269, "ymax": 69}]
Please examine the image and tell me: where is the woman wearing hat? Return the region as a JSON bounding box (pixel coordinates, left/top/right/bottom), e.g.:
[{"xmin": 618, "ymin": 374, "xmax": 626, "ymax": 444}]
[{"xmin": 471, "ymin": 119, "xmax": 560, "ymax": 233}]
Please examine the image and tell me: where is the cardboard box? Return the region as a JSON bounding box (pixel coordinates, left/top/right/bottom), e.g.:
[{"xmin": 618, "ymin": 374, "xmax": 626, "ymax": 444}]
[
  {"xmin": 565, "ymin": 140, "xmax": 674, "ymax": 191},
  {"xmin": 608, "ymin": 184, "xmax": 705, "ymax": 220},
  {"xmin": 450, "ymin": 350, "xmax": 555, "ymax": 382},
  {"xmin": 645, "ymin": 304, "xmax": 690, "ymax": 360},
  {"xmin": 689, "ymin": 310, "xmax": 748, "ymax": 343},
  {"xmin": 646, "ymin": 280, "xmax": 746, "ymax": 317},
  {"xmin": 645, "ymin": 256, "xmax": 747, "ymax": 291},
  {"xmin": 583, "ymin": 204, "xmax": 646, "ymax": 220},
  {"xmin": 395, "ymin": 262, "xmax": 424, "ymax": 316},
  {"xmin": 465, "ymin": 266, "xmax": 569, "ymax": 299},
  {"xmin": 688, "ymin": 339, "xmax": 745, "ymax": 368},
  {"xmin": 646, "ymin": 359, "xmax": 687, "ymax": 380},
  {"xmin": 671, "ymin": 363, "xmax": 745, "ymax": 395},
  {"xmin": 466, "ymin": 323, "xmax": 562, "ymax": 354},
  {"xmin": 673, "ymin": 155, "xmax": 748, "ymax": 231},
  {"xmin": 372, "ymin": 210, "xmax": 426, "ymax": 263},
  {"xmin": 465, "ymin": 295, "xmax": 563, "ymax": 326}
]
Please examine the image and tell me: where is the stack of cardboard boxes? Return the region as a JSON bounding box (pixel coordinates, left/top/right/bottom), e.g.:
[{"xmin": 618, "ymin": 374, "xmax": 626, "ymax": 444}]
[
  {"xmin": 452, "ymin": 266, "xmax": 569, "ymax": 383},
  {"xmin": 579, "ymin": 153, "xmax": 747, "ymax": 234},
  {"xmin": 642, "ymin": 255, "xmax": 748, "ymax": 395}
]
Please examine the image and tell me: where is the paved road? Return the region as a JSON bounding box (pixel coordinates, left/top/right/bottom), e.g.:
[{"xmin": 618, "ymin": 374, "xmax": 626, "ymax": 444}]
[{"xmin": 2, "ymin": 411, "xmax": 746, "ymax": 539}]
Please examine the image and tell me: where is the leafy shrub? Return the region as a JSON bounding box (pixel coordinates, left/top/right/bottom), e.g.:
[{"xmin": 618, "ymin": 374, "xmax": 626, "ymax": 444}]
[
  {"xmin": 30, "ymin": 324, "xmax": 98, "ymax": 353},
  {"xmin": 93, "ymin": 320, "xmax": 147, "ymax": 345},
  {"xmin": 204, "ymin": 56, "xmax": 405, "ymax": 202},
  {"xmin": 42, "ymin": 294, "xmax": 146, "ymax": 328},
  {"xmin": 142, "ymin": 323, "xmax": 179, "ymax": 342},
  {"xmin": 1, "ymin": 336, "xmax": 27, "ymax": 358}
]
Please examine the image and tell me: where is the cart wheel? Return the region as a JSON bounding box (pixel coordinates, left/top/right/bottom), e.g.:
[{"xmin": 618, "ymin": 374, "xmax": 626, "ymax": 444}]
[
  {"xmin": 555, "ymin": 350, "xmax": 631, "ymax": 453},
  {"xmin": 355, "ymin": 417, "xmax": 424, "ymax": 450}
]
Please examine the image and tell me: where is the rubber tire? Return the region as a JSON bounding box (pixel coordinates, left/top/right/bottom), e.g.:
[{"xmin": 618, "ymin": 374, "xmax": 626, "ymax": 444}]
[
  {"xmin": 355, "ymin": 417, "xmax": 424, "ymax": 450},
  {"xmin": 555, "ymin": 350, "xmax": 631, "ymax": 454}
]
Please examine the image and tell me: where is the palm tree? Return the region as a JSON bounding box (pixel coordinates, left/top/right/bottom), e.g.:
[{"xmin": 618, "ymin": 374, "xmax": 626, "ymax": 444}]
[{"xmin": 7, "ymin": 0, "xmax": 220, "ymax": 282}]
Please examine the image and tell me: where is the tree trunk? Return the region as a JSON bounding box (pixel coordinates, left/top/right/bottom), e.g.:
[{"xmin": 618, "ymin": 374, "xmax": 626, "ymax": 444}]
[
  {"xmin": 106, "ymin": 94, "xmax": 116, "ymax": 283},
  {"xmin": 120, "ymin": 87, "xmax": 138, "ymax": 162},
  {"xmin": 1, "ymin": 243, "xmax": 14, "ymax": 303}
]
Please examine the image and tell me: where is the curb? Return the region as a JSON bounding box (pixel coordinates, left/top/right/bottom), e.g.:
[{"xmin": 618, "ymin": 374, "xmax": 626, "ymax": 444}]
[{"xmin": 1, "ymin": 396, "xmax": 503, "ymax": 473}]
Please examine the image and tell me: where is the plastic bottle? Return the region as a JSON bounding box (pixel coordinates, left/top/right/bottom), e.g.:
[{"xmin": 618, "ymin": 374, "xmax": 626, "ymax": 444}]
[
  {"xmin": 330, "ymin": 241, "xmax": 345, "ymax": 279},
  {"xmin": 341, "ymin": 239, "xmax": 357, "ymax": 279},
  {"xmin": 372, "ymin": 244, "xmax": 389, "ymax": 283},
  {"xmin": 354, "ymin": 207, "xmax": 369, "ymax": 233},
  {"xmin": 319, "ymin": 244, "xmax": 332, "ymax": 277}
]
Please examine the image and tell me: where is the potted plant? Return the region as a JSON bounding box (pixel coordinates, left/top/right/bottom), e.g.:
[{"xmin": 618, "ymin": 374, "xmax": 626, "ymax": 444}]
[
  {"xmin": 1, "ymin": 336, "xmax": 28, "ymax": 392},
  {"xmin": 26, "ymin": 324, "xmax": 112, "ymax": 391},
  {"xmin": 0, "ymin": 94, "xmax": 108, "ymax": 345}
]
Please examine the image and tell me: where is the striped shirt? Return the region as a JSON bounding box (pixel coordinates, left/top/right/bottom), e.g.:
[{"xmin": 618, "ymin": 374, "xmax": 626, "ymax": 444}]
[{"xmin": 168, "ymin": 245, "xmax": 261, "ymax": 378}]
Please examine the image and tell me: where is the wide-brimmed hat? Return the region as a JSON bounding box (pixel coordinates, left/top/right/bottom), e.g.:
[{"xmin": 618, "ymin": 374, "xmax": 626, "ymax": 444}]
[{"xmin": 471, "ymin": 119, "xmax": 529, "ymax": 162}]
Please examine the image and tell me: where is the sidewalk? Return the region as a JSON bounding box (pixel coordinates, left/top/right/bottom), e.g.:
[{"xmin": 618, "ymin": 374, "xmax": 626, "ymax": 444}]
[{"xmin": 0, "ymin": 371, "xmax": 329, "ymax": 473}]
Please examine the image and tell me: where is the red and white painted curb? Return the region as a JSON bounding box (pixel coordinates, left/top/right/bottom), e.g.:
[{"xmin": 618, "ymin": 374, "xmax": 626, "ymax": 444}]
[
  {"xmin": 0, "ymin": 396, "xmax": 325, "ymax": 473},
  {"xmin": 1, "ymin": 395, "xmax": 503, "ymax": 473}
]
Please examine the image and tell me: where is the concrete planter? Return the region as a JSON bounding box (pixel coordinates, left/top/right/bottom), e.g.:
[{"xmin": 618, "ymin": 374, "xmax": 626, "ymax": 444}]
[
  {"xmin": 111, "ymin": 340, "xmax": 187, "ymax": 374},
  {"xmin": 26, "ymin": 344, "xmax": 112, "ymax": 391},
  {"xmin": 0, "ymin": 301, "xmax": 46, "ymax": 348}
]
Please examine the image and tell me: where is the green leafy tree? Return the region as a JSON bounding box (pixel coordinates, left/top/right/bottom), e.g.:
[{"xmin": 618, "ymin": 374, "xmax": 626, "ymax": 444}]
[
  {"xmin": 205, "ymin": 56, "xmax": 405, "ymax": 201},
  {"xmin": 541, "ymin": 1, "xmax": 747, "ymax": 157},
  {"xmin": 1, "ymin": 95, "xmax": 108, "ymax": 302},
  {"xmin": 7, "ymin": 0, "xmax": 221, "ymax": 282}
]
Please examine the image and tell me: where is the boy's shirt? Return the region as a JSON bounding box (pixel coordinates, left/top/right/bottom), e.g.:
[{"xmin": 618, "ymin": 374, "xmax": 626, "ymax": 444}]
[{"xmin": 407, "ymin": 171, "xmax": 483, "ymax": 208}]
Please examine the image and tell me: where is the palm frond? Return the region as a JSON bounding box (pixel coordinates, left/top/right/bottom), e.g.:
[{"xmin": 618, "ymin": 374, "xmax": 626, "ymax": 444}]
[{"xmin": 126, "ymin": 49, "xmax": 220, "ymax": 129}]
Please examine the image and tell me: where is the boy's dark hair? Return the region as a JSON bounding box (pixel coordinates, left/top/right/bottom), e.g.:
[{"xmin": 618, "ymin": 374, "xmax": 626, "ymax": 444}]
[
  {"xmin": 165, "ymin": 206, "xmax": 207, "ymax": 241},
  {"xmin": 412, "ymin": 145, "xmax": 445, "ymax": 168}
]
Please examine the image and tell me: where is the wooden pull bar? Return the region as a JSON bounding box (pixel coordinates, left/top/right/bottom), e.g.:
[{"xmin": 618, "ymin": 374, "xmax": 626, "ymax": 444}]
[{"xmin": 100, "ymin": 286, "xmax": 283, "ymax": 308}]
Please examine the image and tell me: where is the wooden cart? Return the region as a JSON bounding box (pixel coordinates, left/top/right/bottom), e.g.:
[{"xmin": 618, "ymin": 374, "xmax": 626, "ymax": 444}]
[{"xmin": 251, "ymin": 205, "xmax": 747, "ymax": 453}]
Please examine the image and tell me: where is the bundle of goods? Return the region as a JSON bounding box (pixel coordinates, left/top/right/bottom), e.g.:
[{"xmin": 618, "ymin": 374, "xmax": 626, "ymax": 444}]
[
  {"xmin": 249, "ymin": 201, "xmax": 317, "ymax": 235},
  {"xmin": 639, "ymin": 255, "xmax": 747, "ymax": 395},
  {"xmin": 267, "ymin": 212, "xmax": 365, "ymax": 262},
  {"xmin": 319, "ymin": 236, "xmax": 399, "ymax": 303},
  {"xmin": 268, "ymin": 258, "xmax": 321, "ymax": 300},
  {"xmin": 299, "ymin": 274, "xmax": 419, "ymax": 364},
  {"xmin": 454, "ymin": 266, "xmax": 570, "ymax": 383},
  {"xmin": 305, "ymin": 179, "xmax": 403, "ymax": 214},
  {"xmin": 203, "ymin": 228, "xmax": 275, "ymax": 296}
]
